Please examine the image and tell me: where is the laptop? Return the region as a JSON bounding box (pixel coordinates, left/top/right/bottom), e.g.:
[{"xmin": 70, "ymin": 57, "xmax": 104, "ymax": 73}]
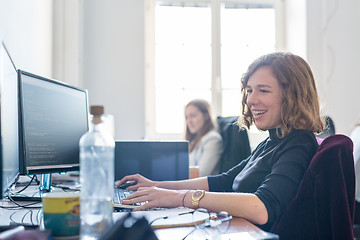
[
  {"xmin": 114, "ymin": 140, "xmax": 189, "ymax": 181},
  {"xmin": 113, "ymin": 140, "xmax": 189, "ymax": 210}
]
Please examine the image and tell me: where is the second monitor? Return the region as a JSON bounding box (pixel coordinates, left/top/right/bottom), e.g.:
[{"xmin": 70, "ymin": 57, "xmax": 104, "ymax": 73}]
[
  {"xmin": 18, "ymin": 70, "xmax": 89, "ymax": 178},
  {"xmin": 115, "ymin": 141, "xmax": 189, "ymax": 181}
]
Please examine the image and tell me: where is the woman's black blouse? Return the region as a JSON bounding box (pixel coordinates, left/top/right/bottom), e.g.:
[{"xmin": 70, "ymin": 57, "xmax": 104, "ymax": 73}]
[{"xmin": 207, "ymin": 129, "xmax": 318, "ymax": 231}]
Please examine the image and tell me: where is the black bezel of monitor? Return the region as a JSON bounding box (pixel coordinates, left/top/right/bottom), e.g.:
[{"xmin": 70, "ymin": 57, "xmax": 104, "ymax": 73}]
[{"xmin": 18, "ymin": 70, "xmax": 89, "ymax": 175}]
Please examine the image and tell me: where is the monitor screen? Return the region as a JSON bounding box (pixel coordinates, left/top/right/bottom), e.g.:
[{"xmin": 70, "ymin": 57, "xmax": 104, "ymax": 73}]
[
  {"xmin": 115, "ymin": 141, "xmax": 189, "ymax": 181},
  {"xmin": 0, "ymin": 42, "xmax": 20, "ymax": 199},
  {"xmin": 18, "ymin": 70, "xmax": 88, "ymax": 175}
]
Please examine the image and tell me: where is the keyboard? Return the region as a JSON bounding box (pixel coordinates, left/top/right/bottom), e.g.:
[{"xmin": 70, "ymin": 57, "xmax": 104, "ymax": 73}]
[
  {"xmin": 112, "ymin": 187, "xmax": 168, "ymax": 212},
  {"xmin": 113, "ymin": 187, "xmax": 141, "ymax": 210}
]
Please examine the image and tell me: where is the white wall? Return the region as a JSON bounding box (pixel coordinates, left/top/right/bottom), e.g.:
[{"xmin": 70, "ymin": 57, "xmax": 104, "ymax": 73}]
[
  {"xmin": 52, "ymin": 0, "xmax": 82, "ymax": 88},
  {"xmin": 0, "ymin": 0, "xmax": 53, "ymax": 77},
  {"xmin": 306, "ymin": 0, "xmax": 360, "ymax": 134},
  {"xmin": 285, "ymin": 0, "xmax": 306, "ymax": 57},
  {"xmin": 81, "ymin": 0, "xmax": 145, "ymax": 140},
  {"xmin": 0, "ymin": 0, "xmax": 146, "ymax": 140}
]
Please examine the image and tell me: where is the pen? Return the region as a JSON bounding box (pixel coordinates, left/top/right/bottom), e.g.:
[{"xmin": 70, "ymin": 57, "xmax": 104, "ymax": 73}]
[
  {"xmin": 151, "ymin": 216, "xmax": 217, "ymax": 229},
  {"xmin": 151, "ymin": 221, "xmax": 195, "ymax": 229}
]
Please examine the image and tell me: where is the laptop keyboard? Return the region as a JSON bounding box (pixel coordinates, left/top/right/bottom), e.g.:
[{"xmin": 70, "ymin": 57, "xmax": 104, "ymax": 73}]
[
  {"xmin": 113, "ymin": 187, "xmax": 168, "ymax": 212},
  {"xmin": 113, "ymin": 187, "xmax": 135, "ymax": 204},
  {"xmin": 113, "ymin": 187, "xmax": 143, "ymax": 211}
]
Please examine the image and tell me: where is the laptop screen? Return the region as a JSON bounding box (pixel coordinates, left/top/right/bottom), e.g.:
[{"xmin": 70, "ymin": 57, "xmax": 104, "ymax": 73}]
[{"xmin": 115, "ymin": 141, "xmax": 189, "ymax": 181}]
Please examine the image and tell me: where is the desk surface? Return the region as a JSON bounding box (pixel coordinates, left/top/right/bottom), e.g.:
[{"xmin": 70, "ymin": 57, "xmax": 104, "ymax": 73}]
[
  {"xmin": 0, "ymin": 203, "xmax": 276, "ymax": 240},
  {"xmin": 114, "ymin": 208, "xmax": 277, "ymax": 240},
  {"xmin": 1, "ymin": 202, "xmax": 269, "ymax": 240},
  {"xmin": 1, "ymin": 175, "xmax": 278, "ymax": 240},
  {"xmin": 154, "ymin": 217, "xmax": 263, "ymax": 239}
]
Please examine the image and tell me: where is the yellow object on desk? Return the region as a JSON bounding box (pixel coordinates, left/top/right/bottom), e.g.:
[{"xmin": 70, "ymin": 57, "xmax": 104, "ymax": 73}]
[
  {"xmin": 152, "ymin": 221, "xmax": 197, "ymax": 229},
  {"xmin": 42, "ymin": 192, "xmax": 80, "ymax": 237}
]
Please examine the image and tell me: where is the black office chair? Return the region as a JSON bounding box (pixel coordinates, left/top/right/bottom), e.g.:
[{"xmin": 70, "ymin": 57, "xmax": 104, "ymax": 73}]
[
  {"xmin": 316, "ymin": 115, "xmax": 335, "ymax": 139},
  {"xmin": 215, "ymin": 116, "xmax": 251, "ymax": 173}
]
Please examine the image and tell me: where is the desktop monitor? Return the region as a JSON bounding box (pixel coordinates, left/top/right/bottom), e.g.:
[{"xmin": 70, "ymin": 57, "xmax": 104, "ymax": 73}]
[
  {"xmin": 115, "ymin": 141, "xmax": 189, "ymax": 181},
  {"xmin": 18, "ymin": 70, "xmax": 88, "ymax": 179},
  {"xmin": 0, "ymin": 41, "xmax": 20, "ymax": 199}
]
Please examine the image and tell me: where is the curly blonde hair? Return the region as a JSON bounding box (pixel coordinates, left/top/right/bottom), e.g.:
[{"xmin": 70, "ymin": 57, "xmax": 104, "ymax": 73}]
[{"xmin": 239, "ymin": 52, "xmax": 324, "ymax": 138}]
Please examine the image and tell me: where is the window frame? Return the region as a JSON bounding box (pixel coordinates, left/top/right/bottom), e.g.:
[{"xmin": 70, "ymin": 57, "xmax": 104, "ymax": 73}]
[{"xmin": 145, "ymin": 0, "xmax": 285, "ymax": 140}]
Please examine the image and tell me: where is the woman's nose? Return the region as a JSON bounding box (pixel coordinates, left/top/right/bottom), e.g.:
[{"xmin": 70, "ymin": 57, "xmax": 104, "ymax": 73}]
[{"xmin": 246, "ymin": 92, "xmax": 258, "ymax": 107}]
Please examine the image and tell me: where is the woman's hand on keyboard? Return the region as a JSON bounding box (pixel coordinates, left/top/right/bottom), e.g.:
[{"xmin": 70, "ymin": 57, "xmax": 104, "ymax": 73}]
[
  {"xmin": 116, "ymin": 174, "xmax": 157, "ymax": 191},
  {"xmin": 121, "ymin": 186, "xmax": 186, "ymax": 211}
]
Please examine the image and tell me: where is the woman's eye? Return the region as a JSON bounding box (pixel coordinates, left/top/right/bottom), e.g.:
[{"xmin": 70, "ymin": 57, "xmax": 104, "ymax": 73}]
[
  {"xmin": 246, "ymin": 89, "xmax": 252, "ymax": 94},
  {"xmin": 260, "ymin": 89, "xmax": 269, "ymax": 93}
]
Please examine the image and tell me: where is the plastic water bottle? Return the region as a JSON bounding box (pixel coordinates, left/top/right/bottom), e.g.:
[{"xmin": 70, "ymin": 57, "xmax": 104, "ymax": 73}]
[{"xmin": 79, "ymin": 105, "xmax": 115, "ymax": 239}]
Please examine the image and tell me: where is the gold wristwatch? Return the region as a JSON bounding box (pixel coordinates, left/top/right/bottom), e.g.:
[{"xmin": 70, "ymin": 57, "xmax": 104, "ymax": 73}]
[{"xmin": 192, "ymin": 190, "xmax": 205, "ymax": 209}]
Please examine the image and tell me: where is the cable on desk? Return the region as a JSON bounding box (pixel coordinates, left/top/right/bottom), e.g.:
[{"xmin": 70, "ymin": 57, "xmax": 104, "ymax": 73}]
[
  {"xmin": 36, "ymin": 209, "xmax": 43, "ymax": 227},
  {"xmin": 149, "ymin": 210, "xmax": 195, "ymax": 225},
  {"xmin": 7, "ymin": 195, "xmax": 41, "ymax": 202},
  {"xmin": 2, "ymin": 195, "xmax": 42, "ymax": 209},
  {"xmin": 8, "ymin": 187, "xmax": 43, "ymax": 202},
  {"xmin": 9, "ymin": 210, "xmax": 40, "ymax": 228},
  {"xmin": 0, "ymin": 204, "xmax": 40, "ymax": 210},
  {"xmin": 10, "ymin": 211, "xmax": 19, "ymax": 225},
  {"xmin": 181, "ymin": 227, "xmax": 197, "ymax": 240},
  {"xmin": 14, "ymin": 175, "xmax": 37, "ymax": 194},
  {"xmin": 51, "ymin": 184, "xmax": 80, "ymax": 192},
  {"xmin": 21, "ymin": 210, "xmax": 33, "ymax": 226}
]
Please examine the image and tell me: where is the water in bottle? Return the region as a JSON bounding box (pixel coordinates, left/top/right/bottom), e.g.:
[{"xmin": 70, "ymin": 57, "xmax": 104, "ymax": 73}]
[{"xmin": 79, "ymin": 105, "xmax": 115, "ymax": 239}]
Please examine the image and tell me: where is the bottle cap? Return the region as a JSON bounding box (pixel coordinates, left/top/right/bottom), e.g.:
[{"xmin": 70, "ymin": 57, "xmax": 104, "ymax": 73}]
[{"xmin": 90, "ymin": 105, "xmax": 104, "ymax": 116}]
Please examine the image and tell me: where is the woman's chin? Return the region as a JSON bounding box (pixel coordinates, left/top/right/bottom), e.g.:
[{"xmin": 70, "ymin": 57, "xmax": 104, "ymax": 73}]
[{"xmin": 253, "ymin": 124, "xmax": 269, "ymax": 132}]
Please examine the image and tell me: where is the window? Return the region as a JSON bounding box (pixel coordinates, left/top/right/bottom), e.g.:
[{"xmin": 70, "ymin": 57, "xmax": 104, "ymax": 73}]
[{"xmin": 145, "ymin": 0, "xmax": 284, "ymax": 144}]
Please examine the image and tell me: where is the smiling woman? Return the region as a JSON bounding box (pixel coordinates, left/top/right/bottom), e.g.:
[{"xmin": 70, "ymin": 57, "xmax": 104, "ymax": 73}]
[{"xmin": 118, "ymin": 52, "xmax": 325, "ymax": 232}]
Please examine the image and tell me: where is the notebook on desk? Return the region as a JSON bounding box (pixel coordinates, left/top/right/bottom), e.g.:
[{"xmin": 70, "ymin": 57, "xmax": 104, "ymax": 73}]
[{"xmin": 114, "ymin": 140, "xmax": 189, "ymax": 181}]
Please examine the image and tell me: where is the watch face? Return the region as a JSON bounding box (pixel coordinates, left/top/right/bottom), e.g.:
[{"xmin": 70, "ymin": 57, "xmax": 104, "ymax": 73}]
[{"xmin": 194, "ymin": 191, "xmax": 203, "ymax": 199}]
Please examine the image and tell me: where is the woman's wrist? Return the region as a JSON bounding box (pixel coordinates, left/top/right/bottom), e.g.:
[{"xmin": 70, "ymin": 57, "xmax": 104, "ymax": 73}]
[
  {"xmin": 153, "ymin": 180, "xmax": 161, "ymax": 188},
  {"xmin": 182, "ymin": 190, "xmax": 191, "ymax": 207},
  {"xmin": 156, "ymin": 180, "xmax": 178, "ymax": 189}
]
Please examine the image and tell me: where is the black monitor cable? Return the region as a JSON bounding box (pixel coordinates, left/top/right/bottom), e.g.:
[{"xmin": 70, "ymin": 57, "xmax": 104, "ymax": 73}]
[
  {"xmin": 2, "ymin": 195, "xmax": 42, "ymax": 209},
  {"xmin": 51, "ymin": 184, "xmax": 79, "ymax": 192},
  {"xmin": 14, "ymin": 175, "xmax": 37, "ymax": 194}
]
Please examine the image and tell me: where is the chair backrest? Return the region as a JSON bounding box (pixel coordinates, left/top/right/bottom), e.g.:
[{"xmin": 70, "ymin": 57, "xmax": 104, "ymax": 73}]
[
  {"xmin": 216, "ymin": 116, "xmax": 251, "ymax": 173},
  {"xmin": 271, "ymin": 134, "xmax": 355, "ymax": 240},
  {"xmin": 317, "ymin": 115, "xmax": 336, "ymax": 139}
]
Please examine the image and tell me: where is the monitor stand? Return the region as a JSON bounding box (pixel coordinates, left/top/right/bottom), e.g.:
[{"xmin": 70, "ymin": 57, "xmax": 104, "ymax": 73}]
[
  {"xmin": 10, "ymin": 173, "xmax": 78, "ymax": 202},
  {"xmin": 39, "ymin": 173, "xmax": 52, "ymax": 192},
  {"xmin": 8, "ymin": 174, "xmax": 51, "ymax": 202}
]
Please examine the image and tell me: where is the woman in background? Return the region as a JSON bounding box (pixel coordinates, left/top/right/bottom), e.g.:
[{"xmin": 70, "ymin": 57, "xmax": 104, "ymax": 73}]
[{"xmin": 185, "ymin": 99, "xmax": 223, "ymax": 176}]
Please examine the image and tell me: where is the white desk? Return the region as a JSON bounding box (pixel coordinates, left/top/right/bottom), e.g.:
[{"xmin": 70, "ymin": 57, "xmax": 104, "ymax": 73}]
[{"xmin": 1, "ymin": 176, "xmax": 277, "ymax": 240}]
